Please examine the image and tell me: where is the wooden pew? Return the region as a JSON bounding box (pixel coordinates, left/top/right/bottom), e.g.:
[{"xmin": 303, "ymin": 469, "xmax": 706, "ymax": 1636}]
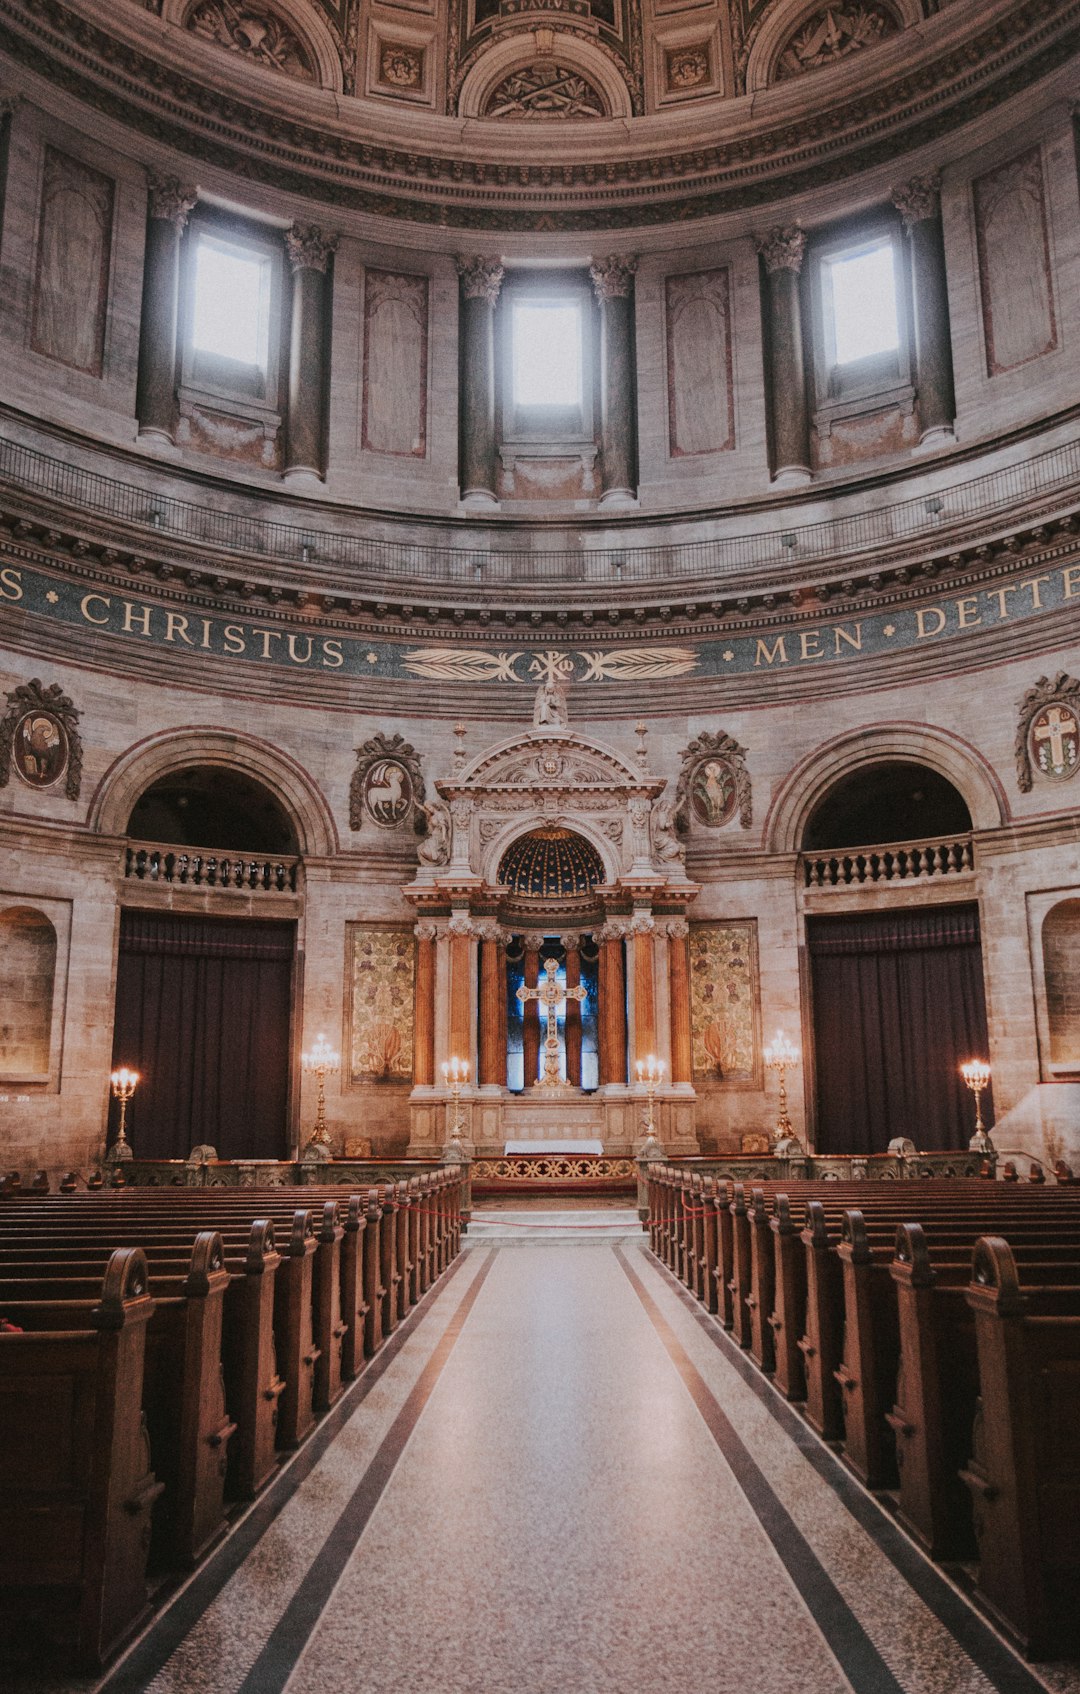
[
  {"xmin": 0, "ymin": 1248, "xmax": 162, "ymax": 1670},
  {"xmin": 961, "ymin": 1236, "xmax": 1080, "ymax": 1659}
]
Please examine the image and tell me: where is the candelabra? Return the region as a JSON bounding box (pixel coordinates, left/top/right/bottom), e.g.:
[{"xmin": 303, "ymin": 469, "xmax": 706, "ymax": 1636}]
[
  {"xmin": 301, "ymin": 1033, "xmax": 340, "ymax": 1152},
  {"xmin": 763, "ymin": 1030, "xmax": 800, "ymax": 1147},
  {"xmin": 961, "ymin": 1059, "xmax": 994, "ymax": 1154},
  {"xmin": 636, "ymin": 1053, "xmax": 665, "ymax": 1155},
  {"xmin": 441, "ymin": 1055, "xmax": 469, "ymax": 1156},
  {"xmin": 109, "ymin": 1067, "xmax": 139, "ymax": 1161}
]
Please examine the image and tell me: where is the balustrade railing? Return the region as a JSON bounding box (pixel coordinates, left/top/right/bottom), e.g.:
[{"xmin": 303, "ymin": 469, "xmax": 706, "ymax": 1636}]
[
  {"xmin": 123, "ymin": 842, "xmax": 300, "ymax": 893},
  {"xmin": 802, "ymin": 833, "xmax": 974, "ymax": 889}
]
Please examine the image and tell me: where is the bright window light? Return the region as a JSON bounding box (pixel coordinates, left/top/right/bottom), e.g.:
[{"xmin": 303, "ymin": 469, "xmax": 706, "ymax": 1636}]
[
  {"xmin": 825, "ymin": 241, "xmax": 899, "ymax": 366},
  {"xmin": 512, "ymin": 300, "xmax": 583, "ymax": 408},
  {"xmin": 191, "ymin": 237, "xmax": 271, "ymax": 370}
]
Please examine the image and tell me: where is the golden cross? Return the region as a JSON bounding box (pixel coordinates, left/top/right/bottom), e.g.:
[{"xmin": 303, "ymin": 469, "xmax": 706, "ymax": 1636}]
[{"xmin": 517, "ymin": 956, "xmax": 586, "ymax": 1088}]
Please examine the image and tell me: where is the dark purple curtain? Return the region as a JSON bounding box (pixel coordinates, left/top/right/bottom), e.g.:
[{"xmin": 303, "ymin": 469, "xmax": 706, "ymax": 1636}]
[
  {"xmin": 808, "ymin": 904, "xmax": 992, "ymax": 1155},
  {"xmin": 111, "ymin": 911, "xmax": 295, "ymax": 1160}
]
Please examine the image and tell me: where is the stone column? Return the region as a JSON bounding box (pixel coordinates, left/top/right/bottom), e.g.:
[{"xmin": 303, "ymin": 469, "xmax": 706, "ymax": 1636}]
[
  {"xmin": 892, "ymin": 172, "xmax": 955, "ymax": 447},
  {"xmin": 756, "ymin": 227, "xmax": 811, "ymax": 486},
  {"xmin": 284, "ymin": 222, "xmax": 337, "ymax": 480},
  {"xmin": 413, "ymin": 921, "xmax": 437, "ymax": 1088},
  {"xmin": 456, "ymin": 256, "xmax": 504, "ymax": 505},
  {"xmin": 477, "ymin": 922, "xmax": 506, "ymax": 1089},
  {"xmin": 521, "ymin": 932, "xmax": 544, "ymax": 1088},
  {"xmin": 630, "ymin": 912, "xmax": 657, "ymax": 1066},
  {"xmin": 598, "ymin": 920, "xmax": 628, "ymax": 1087},
  {"xmin": 136, "ymin": 172, "xmax": 198, "ymax": 443},
  {"xmin": 564, "ymin": 931, "xmax": 583, "ymax": 1088},
  {"xmin": 666, "ymin": 918, "xmax": 693, "ymax": 1087},
  {"xmin": 590, "ymin": 255, "xmax": 638, "ymax": 505},
  {"xmin": 447, "ymin": 913, "xmax": 474, "ymax": 1071}
]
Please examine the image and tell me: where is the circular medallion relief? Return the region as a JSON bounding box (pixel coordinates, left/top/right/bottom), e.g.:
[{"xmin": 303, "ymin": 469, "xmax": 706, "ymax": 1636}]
[
  {"xmin": 362, "ymin": 758, "xmax": 414, "ymax": 826},
  {"xmin": 689, "ymin": 756, "xmax": 738, "ymax": 826},
  {"xmin": 1028, "ymin": 703, "xmax": 1080, "ymax": 782},
  {"xmin": 13, "ymin": 711, "xmax": 69, "ymax": 789}
]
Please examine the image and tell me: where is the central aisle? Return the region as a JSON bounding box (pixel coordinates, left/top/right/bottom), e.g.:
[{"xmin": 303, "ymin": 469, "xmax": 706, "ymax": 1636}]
[{"xmin": 119, "ymin": 1241, "xmax": 1064, "ymax": 1694}]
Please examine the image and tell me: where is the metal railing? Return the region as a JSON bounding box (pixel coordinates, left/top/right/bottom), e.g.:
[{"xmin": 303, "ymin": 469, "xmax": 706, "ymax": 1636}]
[
  {"xmin": 123, "ymin": 842, "xmax": 300, "ymax": 893},
  {"xmin": 2, "ymin": 429, "xmax": 1080, "ymax": 588},
  {"xmin": 802, "ymin": 833, "xmax": 975, "ymax": 889}
]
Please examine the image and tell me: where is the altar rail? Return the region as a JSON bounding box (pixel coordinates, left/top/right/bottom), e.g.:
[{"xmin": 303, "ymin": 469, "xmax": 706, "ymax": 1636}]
[
  {"xmin": 123, "ymin": 844, "xmax": 301, "ymax": 894},
  {"xmin": 802, "ymin": 834, "xmax": 974, "ymax": 889}
]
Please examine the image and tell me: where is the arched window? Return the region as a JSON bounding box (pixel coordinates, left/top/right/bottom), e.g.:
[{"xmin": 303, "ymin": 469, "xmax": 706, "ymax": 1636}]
[
  {"xmin": 127, "ymin": 765, "xmax": 299, "ymax": 855},
  {"xmin": 0, "ymin": 907, "xmax": 57, "ymax": 1079},
  {"xmin": 802, "ymin": 761, "xmax": 972, "ymax": 852}
]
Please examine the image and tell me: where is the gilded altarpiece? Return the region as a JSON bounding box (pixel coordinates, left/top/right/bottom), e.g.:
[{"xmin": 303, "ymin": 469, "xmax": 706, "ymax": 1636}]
[
  {"xmin": 689, "ymin": 920, "xmax": 760, "ymax": 1088},
  {"xmin": 345, "ymin": 924, "xmax": 415, "ymax": 1085}
]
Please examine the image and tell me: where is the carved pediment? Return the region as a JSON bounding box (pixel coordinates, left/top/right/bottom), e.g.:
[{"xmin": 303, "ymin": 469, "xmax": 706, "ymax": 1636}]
[{"xmin": 455, "ymin": 730, "xmax": 644, "ymax": 795}]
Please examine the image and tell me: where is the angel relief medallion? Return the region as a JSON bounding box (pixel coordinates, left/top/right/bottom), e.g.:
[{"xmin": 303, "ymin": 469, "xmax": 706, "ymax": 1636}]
[{"xmin": 689, "ymin": 756, "xmax": 738, "ymax": 827}]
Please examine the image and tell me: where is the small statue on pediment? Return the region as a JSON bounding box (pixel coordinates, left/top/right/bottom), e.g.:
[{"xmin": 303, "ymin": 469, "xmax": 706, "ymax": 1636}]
[
  {"xmin": 533, "ymin": 675, "xmax": 569, "ymax": 728},
  {"xmin": 417, "ymin": 800, "xmax": 451, "ymax": 866}
]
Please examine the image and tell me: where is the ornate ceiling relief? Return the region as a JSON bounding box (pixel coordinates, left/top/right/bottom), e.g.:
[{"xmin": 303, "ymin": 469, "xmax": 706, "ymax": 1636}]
[
  {"xmin": 185, "ymin": 0, "xmax": 319, "ymax": 80},
  {"xmin": 483, "ymin": 61, "xmax": 608, "ymax": 117},
  {"xmin": 774, "ymin": 3, "xmax": 900, "ymax": 80}
]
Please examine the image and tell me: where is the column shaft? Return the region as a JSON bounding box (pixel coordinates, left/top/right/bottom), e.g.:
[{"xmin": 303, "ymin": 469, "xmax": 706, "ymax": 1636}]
[
  {"xmin": 285, "ymin": 224, "xmax": 336, "ymax": 479},
  {"xmin": 757, "ymin": 229, "xmax": 810, "ymax": 483},
  {"xmin": 449, "ymin": 931, "xmax": 472, "ymax": 1066},
  {"xmin": 590, "ymin": 257, "xmax": 637, "ymax": 503},
  {"xmin": 599, "ymin": 936, "xmax": 627, "ymax": 1085},
  {"xmin": 632, "ymin": 927, "xmax": 657, "ymax": 1063},
  {"xmin": 668, "ymin": 927, "xmax": 693, "ymax": 1086},
  {"xmin": 565, "ymin": 944, "xmax": 583, "ymax": 1088},
  {"xmin": 136, "ymin": 176, "xmax": 196, "ymax": 441},
  {"xmin": 478, "ymin": 934, "xmax": 506, "ymax": 1087},
  {"xmin": 908, "ymin": 215, "xmax": 955, "ymax": 441},
  {"xmin": 413, "ymin": 928, "xmax": 436, "ymax": 1087},
  {"xmin": 457, "ymin": 258, "xmax": 504, "ymax": 503},
  {"xmin": 522, "ymin": 945, "xmax": 541, "ymax": 1087}
]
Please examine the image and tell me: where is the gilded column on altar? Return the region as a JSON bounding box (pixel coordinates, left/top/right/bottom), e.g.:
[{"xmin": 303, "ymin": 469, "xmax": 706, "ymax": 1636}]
[
  {"xmin": 477, "ymin": 921, "xmax": 506, "ymax": 1088},
  {"xmin": 598, "ymin": 920, "xmax": 627, "ymax": 1086},
  {"xmin": 666, "ymin": 918, "xmax": 693, "ymax": 1086}
]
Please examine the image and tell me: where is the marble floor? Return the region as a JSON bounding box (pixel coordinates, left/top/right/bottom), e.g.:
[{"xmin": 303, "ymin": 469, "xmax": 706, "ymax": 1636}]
[{"xmin": 35, "ymin": 1237, "xmax": 1080, "ymax": 1694}]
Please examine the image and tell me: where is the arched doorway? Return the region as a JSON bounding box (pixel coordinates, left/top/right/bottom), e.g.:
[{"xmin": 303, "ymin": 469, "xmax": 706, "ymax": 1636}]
[
  {"xmin": 802, "ymin": 761, "xmax": 991, "ymax": 1153},
  {"xmin": 111, "ymin": 763, "xmax": 300, "ymax": 1161}
]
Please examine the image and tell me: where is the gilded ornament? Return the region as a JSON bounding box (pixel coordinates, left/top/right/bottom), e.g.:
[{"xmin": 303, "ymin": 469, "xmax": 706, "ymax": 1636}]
[
  {"xmin": 1015, "ymin": 673, "xmax": 1080, "ymax": 789},
  {"xmin": 0, "ymin": 679, "xmax": 82, "ymax": 800}
]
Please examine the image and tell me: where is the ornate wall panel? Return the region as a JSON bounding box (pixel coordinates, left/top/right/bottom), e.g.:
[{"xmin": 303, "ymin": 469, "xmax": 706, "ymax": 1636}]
[
  {"xmin": 0, "ymin": 908, "xmax": 56, "ymax": 1079},
  {"xmin": 665, "ymin": 267, "xmax": 734, "ymax": 456},
  {"xmin": 689, "ymin": 919, "xmax": 760, "ymax": 1086},
  {"xmin": 772, "ymin": 2, "xmax": 900, "ymax": 81},
  {"xmin": 973, "ymin": 146, "xmax": 1058, "ymax": 377},
  {"xmin": 185, "ymin": 0, "xmax": 318, "ymax": 80},
  {"xmin": 345, "ymin": 923, "xmax": 415, "ymax": 1083},
  {"xmin": 30, "ymin": 148, "xmax": 114, "ymax": 377},
  {"xmin": 361, "ymin": 270, "xmax": 429, "ymax": 457}
]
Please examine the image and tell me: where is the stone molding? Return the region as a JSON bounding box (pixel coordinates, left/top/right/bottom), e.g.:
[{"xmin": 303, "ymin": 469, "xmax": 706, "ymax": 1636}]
[
  {"xmin": 589, "ymin": 256, "xmax": 637, "ymax": 303},
  {"xmin": 456, "ymin": 256, "xmax": 504, "ymax": 306},
  {"xmin": 755, "ymin": 226, "xmax": 806, "ymax": 275},
  {"xmin": 892, "ymin": 170, "xmax": 942, "ymax": 229},
  {"xmin": 0, "ymin": 0, "xmax": 1072, "ymax": 231},
  {"xmin": 285, "ymin": 221, "xmax": 338, "ymax": 274},
  {"xmin": 146, "ymin": 170, "xmax": 199, "ymax": 229}
]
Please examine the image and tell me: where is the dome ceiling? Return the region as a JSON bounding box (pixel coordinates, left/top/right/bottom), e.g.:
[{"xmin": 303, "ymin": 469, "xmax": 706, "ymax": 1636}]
[
  {"xmin": 0, "ymin": 0, "xmax": 1073, "ymax": 228},
  {"xmin": 497, "ymin": 828, "xmax": 607, "ymax": 898}
]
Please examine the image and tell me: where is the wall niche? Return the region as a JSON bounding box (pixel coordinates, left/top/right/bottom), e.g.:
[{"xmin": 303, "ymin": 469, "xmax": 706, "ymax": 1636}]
[
  {"xmin": 0, "ymin": 906, "xmax": 57, "ymax": 1080},
  {"xmin": 1043, "ymin": 898, "xmax": 1080, "ymax": 1077}
]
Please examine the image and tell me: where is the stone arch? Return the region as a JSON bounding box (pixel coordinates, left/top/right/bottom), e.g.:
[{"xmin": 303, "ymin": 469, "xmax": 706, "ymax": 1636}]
[
  {"xmin": 0, "ymin": 906, "xmax": 57, "ymax": 1080},
  {"xmin": 163, "ymin": 0, "xmax": 344, "ymax": 92},
  {"xmin": 765, "ymin": 723, "xmax": 1007, "ymax": 854},
  {"xmin": 1042, "ymin": 899, "xmax": 1080, "ymax": 1072},
  {"xmin": 457, "ymin": 35, "xmax": 633, "ymax": 121},
  {"xmin": 745, "ymin": 0, "xmax": 916, "ymax": 93},
  {"xmin": 89, "ymin": 728, "xmax": 338, "ymax": 857}
]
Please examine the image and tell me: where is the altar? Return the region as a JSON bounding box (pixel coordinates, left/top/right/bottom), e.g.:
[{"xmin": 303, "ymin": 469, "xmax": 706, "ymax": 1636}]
[{"xmin": 504, "ymin": 1139, "xmax": 604, "ymax": 1155}]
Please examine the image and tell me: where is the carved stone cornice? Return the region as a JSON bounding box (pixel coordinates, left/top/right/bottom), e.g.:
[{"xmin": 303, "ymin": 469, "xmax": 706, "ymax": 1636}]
[
  {"xmin": 456, "ymin": 256, "xmax": 504, "ymax": 306},
  {"xmin": 589, "ymin": 256, "xmax": 637, "ymax": 303},
  {"xmin": 146, "ymin": 170, "xmax": 198, "ymax": 230},
  {"xmin": 892, "ymin": 170, "xmax": 942, "ymax": 229},
  {"xmin": 285, "ymin": 221, "xmax": 338, "ymax": 274},
  {"xmin": 0, "ymin": 0, "xmax": 1073, "ymax": 231},
  {"xmin": 755, "ymin": 227, "xmax": 806, "ymax": 276}
]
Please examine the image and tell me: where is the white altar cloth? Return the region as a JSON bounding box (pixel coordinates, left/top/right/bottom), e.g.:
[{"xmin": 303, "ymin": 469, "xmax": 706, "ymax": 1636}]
[{"xmin": 503, "ymin": 1139, "xmax": 605, "ymax": 1156}]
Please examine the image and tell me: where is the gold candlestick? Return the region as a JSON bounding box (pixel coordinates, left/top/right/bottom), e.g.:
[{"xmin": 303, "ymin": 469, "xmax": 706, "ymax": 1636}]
[
  {"xmin": 109, "ymin": 1067, "xmax": 139, "ymax": 1161},
  {"xmin": 961, "ymin": 1059, "xmax": 994, "ymax": 1153},
  {"xmin": 302, "ymin": 1033, "xmax": 340, "ymax": 1152},
  {"xmin": 441, "ymin": 1055, "xmax": 469, "ymax": 1156},
  {"xmin": 763, "ymin": 1030, "xmax": 800, "ymax": 1147},
  {"xmin": 636, "ymin": 1053, "xmax": 665, "ymax": 1155}
]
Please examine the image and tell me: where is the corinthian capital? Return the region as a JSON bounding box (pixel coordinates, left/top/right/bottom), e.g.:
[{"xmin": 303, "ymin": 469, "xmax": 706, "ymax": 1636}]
[
  {"xmin": 755, "ymin": 227, "xmax": 806, "ymax": 276},
  {"xmin": 285, "ymin": 222, "xmax": 338, "ymax": 274},
  {"xmin": 891, "ymin": 170, "xmax": 942, "ymax": 229},
  {"xmin": 414, "ymin": 920, "xmax": 438, "ymax": 942},
  {"xmin": 146, "ymin": 171, "xmax": 198, "ymax": 230},
  {"xmin": 590, "ymin": 255, "xmax": 637, "ymax": 302},
  {"xmin": 665, "ymin": 917, "xmax": 690, "ymax": 940},
  {"xmin": 456, "ymin": 255, "xmax": 505, "ymax": 305}
]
